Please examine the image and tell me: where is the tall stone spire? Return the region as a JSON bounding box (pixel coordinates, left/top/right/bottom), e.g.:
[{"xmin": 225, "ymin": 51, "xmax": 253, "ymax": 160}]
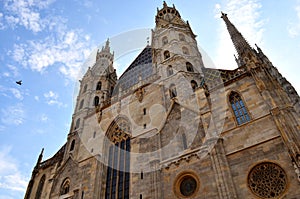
[{"xmin": 221, "ymin": 12, "xmax": 252, "ymax": 60}]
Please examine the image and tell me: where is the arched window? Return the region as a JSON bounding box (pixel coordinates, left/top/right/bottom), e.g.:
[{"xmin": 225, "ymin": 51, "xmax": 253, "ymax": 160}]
[
  {"xmin": 164, "ymin": 50, "xmax": 170, "ymax": 60},
  {"xmin": 167, "ymin": 65, "xmax": 173, "ymax": 76},
  {"xmin": 83, "ymin": 84, "xmax": 88, "ymax": 93},
  {"xmin": 162, "ymin": 36, "xmax": 168, "ymax": 45},
  {"xmin": 70, "ymin": 140, "xmax": 75, "ymax": 151},
  {"xmin": 182, "ymin": 47, "xmax": 189, "ymax": 55},
  {"xmin": 169, "ymin": 84, "xmax": 177, "ymax": 98},
  {"xmin": 60, "ymin": 178, "xmax": 70, "ymax": 195},
  {"xmin": 96, "ymin": 81, "xmax": 102, "ymax": 90},
  {"xmin": 229, "ymin": 92, "xmax": 250, "ymax": 125},
  {"xmin": 94, "ymin": 96, "xmax": 100, "ymax": 106},
  {"xmin": 179, "ymin": 33, "xmax": 185, "ymax": 41},
  {"xmin": 191, "ymin": 80, "xmax": 198, "ymax": 92},
  {"xmin": 105, "ymin": 118, "xmax": 131, "ymax": 199},
  {"xmin": 186, "ymin": 62, "xmax": 194, "ymax": 72},
  {"xmin": 75, "ymin": 118, "xmax": 80, "ymax": 130},
  {"xmin": 79, "ymin": 99, "xmax": 84, "ymax": 110},
  {"xmin": 35, "ymin": 175, "xmax": 45, "ymax": 199}
]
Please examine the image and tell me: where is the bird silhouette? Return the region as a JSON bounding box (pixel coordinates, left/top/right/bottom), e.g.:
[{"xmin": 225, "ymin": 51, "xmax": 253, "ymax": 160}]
[{"xmin": 16, "ymin": 80, "xmax": 22, "ymax": 85}]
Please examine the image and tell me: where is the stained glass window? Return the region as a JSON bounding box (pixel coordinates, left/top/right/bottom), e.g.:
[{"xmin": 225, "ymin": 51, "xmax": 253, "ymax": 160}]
[{"xmin": 229, "ymin": 92, "xmax": 250, "ymax": 125}]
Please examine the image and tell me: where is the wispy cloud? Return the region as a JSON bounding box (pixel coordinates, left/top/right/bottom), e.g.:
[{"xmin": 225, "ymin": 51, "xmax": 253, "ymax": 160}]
[
  {"xmin": 214, "ymin": 0, "xmax": 264, "ymax": 69},
  {"xmin": 1, "ymin": 103, "xmax": 25, "ymax": 125},
  {"xmin": 11, "ymin": 28, "xmax": 92, "ymax": 80},
  {"xmin": 0, "ymin": 85, "xmax": 23, "ymax": 100},
  {"xmin": 0, "ymin": 145, "xmax": 28, "ymax": 193},
  {"xmin": 44, "ymin": 90, "xmax": 63, "ymax": 106},
  {"xmin": 288, "ymin": 1, "xmax": 300, "ymax": 38},
  {"xmin": 2, "ymin": 0, "xmax": 56, "ymax": 32}
]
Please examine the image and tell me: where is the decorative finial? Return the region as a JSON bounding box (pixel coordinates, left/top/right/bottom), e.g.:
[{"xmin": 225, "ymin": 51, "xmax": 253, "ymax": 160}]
[
  {"xmin": 163, "ymin": 1, "xmax": 167, "ymax": 7},
  {"xmin": 221, "ymin": 12, "xmax": 227, "ymax": 19}
]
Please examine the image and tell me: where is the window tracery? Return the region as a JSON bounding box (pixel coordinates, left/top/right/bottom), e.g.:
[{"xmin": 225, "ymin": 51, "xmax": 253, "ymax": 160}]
[
  {"xmin": 248, "ymin": 162, "xmax": 287, "ymax": 198},
  {"xmin": 60, "ymin": 178, "xmax": 70, "ymax": 195},
  {"xmin": 105, "ymin": 118, "xmax": 131, "ymax": 199},
  {"xmin": 229, "ymin": 91, "xmax": 250, "ymax": 125}
]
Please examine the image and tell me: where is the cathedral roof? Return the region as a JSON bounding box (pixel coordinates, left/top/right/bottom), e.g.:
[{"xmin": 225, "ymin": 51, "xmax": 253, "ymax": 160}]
[{"xmin": 117, "ymin": 46, "xmax": 153, "ymax": 90}]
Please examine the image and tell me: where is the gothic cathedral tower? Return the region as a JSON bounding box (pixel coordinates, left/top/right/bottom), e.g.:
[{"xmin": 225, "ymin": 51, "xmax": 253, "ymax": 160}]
[{"xmin": 25, "ymin": 2, "xmax": 300, "ymax": 199}]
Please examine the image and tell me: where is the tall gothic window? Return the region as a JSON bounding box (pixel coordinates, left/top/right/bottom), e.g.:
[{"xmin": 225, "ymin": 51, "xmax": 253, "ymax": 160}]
[
  {"xmin": 229, "ymin": 91, "xmax": 250, "ymax": 125},
  {"xmin": 191, "ymin": 80, "xmax": 197, "ymax": 92},
  {"xmin": 164, "ymin": 50, "xmax": 170, "ymax": 60},
  {"xmin": 79, "ymin": 99, "xmax": 84, "ymax": 110},
  {"xmin": 186, "ymin": 62, "xmax": 194, "ymax": 72},
  {"xmin": 167, "ymin": 65, "xmax": 173, "ymax": 76},
  {"xmin": 105, "ymin": 118, "xmax": 131, "ymax": 199},
  {"xmin": 60, "ymin": 178, "xmax": 70, "ymax": 195},
  {"xmin": 35, "ymin": 175, "xmax": 45, "ymax": 199},
  {"xmin": 94, "ymin": 96, "xmax": 100, "ymax": 106},
  {"xmin": 96, "ymin": 81, "xmax": 102, "ymax": 90},
  {"xmin": 75, "ymin": 118, "xmax": 80, "ymax": 130},
  {"xmin": 70, "ymin": 140, "xmax": 75, "ymax": 151},
  {"xmin": 83, "ymin": 84, "xmax": 88, "ymax": 93},
  {"xmin": 169, "ymin": 84, "xmax": 177, "ymax": 98}
]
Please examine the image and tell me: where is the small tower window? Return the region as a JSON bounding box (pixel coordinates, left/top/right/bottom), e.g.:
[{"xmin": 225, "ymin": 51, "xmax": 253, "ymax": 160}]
[
  {"xmin": 162, "ymin": 36, "xmax": 168, "ymax": 45},
  {"xmin": 229, "ymin": 91, "xmax": 250, "ymax": 125},
  {"xmin": 75, "ymin": 118, "xmax": 80, "ymax": 130},
  {"xmin": 182, "ymin": 47, "xmax": 189, "ymax": 55},
  {"xmin": 167, "ymin": 65, "xmax": 173, "ymax": 76},
  {"xmin": 164, "ymin": 50, "xmax": 170, "ymax": 60},
  {"xmin": 60, "ymin": 178, "xmax": 70, "ymax": 195},
  {"xmin": 169, "ymin": 84, "xmax": 177, "ymax": 98},
  {"xmin": 96, "ymin": 81, "xmax": 102, "ymax": 90},
  {"xmin": 186, "ymin": 62, "xmax": 194, "ymax": 72},
  {"xmin": 191, "ymin": 80, "xmax": 198, "ymax": 92},
  {"xmin": 143, "ymin": 108, "xmax": 146, "ymax": 115},
  {"xmin": 94, "ymin": 96, "xmax": 100, "ymax": 106},
  {"xmin": 93, "ymin": 131, "xmax": 96, "ymax": 138},
  {"xmin": 79, "ymin": 99, "xmax": 84, "ymax": 110},
  {"xmin": 83, "ymin": 84, "xmax": 88, "ymax": 93},
  {"xmin": 70, "ymin": 140, "xmax": 75, "ymax": 151},
  {"xmin": 179, "ymin": 33, "xmax": 185, "ymax": 41}
]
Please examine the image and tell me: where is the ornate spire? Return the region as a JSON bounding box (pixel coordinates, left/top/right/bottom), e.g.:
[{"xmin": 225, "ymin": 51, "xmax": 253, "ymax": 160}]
[{"xmin": 221, "ymin": 12, "xmax": 252, "ymax": 59}]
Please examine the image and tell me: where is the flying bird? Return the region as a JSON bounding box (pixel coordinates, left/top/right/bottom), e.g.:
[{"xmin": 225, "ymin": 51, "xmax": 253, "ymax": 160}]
[{"xmin": 16, "ymin": 80, "xmax": 22, "ymax": 85}]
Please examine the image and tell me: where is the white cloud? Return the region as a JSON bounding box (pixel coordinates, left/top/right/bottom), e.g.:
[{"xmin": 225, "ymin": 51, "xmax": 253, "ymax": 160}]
[
  {"xmin": 1, "ymin": 103, "xmax": 25, "ymax": 125},
  {"xmin": 7, "ymin": 65, "xmax": 20, "ymax": 77},
  {"xmin": 34, "ymin": 96, "xmax": 39, "ymax": 101},
  {"xmin": 44, "ymin": 90, "xmax": 63, "ymax": 106},
  {"xmin": 288, "ymin": 1, "xmax": 300, "ymax": 38},
  {"xmin": 3, "ymin": 0, "xmax": 56, "ymax": 32},
  {"xmin": 0, "ymin": 146, "xmax": 28, "ymax": 193},
  {"xmin": 12, "ymin": 29, "xmax": 92, "ymax": 80},
  {"xmin": 214, "ymin": 0, "xmax": 264, "ymax": 69},
  {"xmin": 40, "ymin": 113, "xmax": 48, "ymax": 122},
  {"xmin": 9, "ymin": 88, "xmax": 23, "ymax": 100}
]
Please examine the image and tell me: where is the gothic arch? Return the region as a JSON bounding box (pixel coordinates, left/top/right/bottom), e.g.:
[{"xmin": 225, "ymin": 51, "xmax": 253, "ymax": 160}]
[
  {"xmin": 104, "ymin": 116, "xmax": 131, "ymax": 199},
  {"xmin": 228, "ymin": 91, "xmax": 251, "ymax": 125},
  {"xmin": 96, "ymin": 81, "xmax": 102, "ymax": 90},
  {"xmin": 60, "ymin": 178, "xmax": 70, "ymax": 195},
  {"xmin": 35, "ymin": 174, "xmax": 45, "ymax": 199}
]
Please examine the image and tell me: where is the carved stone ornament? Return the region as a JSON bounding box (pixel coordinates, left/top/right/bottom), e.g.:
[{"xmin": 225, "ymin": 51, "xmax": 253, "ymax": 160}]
[{"xmin": 135, "ymin": 87, "xmax": 145, "ymax": 102}]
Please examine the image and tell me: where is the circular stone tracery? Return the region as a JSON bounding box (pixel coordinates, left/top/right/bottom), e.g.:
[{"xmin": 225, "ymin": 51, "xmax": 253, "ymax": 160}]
[
  {"xmin": 248, "ymin": 162, "xmax": 287, "ymax": 198},
  {"xmin": 174, "ymin": 172, "xmax": 199, "ymax": 198}
]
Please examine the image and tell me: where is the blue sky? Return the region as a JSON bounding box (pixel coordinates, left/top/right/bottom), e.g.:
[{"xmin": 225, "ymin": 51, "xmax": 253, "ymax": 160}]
[{"xmin": 0, "ymin": 0, "xmax": 299, "ymax": 198}]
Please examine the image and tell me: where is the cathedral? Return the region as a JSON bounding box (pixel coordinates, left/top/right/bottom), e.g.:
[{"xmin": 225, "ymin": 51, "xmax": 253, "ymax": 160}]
[{"xmin": 24, "ymin": 2, "xmax": 300, "ymax": 199}]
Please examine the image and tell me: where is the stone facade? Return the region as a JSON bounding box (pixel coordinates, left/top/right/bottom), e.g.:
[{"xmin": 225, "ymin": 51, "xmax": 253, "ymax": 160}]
[{"xmin": 24, "ymin": 2, "xmax": 300, "ymax": 199}]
